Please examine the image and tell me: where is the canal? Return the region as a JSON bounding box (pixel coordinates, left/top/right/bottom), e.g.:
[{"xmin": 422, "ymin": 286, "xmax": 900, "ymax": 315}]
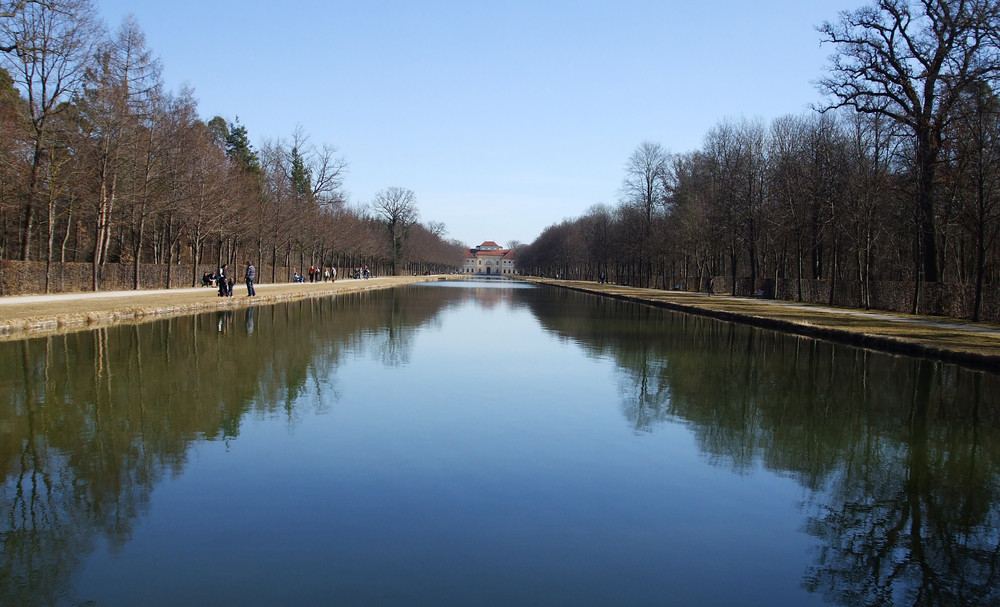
[{"xmin": 1, "ymin": 280, "xmax": 998, "ymax": 606}]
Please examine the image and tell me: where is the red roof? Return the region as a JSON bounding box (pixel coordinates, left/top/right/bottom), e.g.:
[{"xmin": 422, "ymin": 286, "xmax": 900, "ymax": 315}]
[
  {"xmin": 466, "ymin": 248, "xmax": 516, "ymax": 259},
  {"xmin": 465, "ymin": 241, "xmax": 515, "ymax": 262}
]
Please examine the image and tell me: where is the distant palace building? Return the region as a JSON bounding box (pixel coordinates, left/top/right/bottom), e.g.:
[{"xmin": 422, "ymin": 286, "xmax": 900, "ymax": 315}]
[{"xmin": 462, "ymin": 241, "xmax": 517, "ymax": 275}]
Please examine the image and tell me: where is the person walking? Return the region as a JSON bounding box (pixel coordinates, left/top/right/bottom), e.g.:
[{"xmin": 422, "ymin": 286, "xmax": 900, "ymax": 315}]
[
  {"xmin": 218, "ymin": 264, "xmax": 229, "ymax": 297},
  {"xmin": 245, "ymin": 261, "xmax": 256, "ymax": 297}
]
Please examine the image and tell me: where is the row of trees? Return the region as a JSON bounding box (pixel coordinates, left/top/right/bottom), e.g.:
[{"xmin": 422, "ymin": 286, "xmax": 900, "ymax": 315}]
[
  {"xmin": 519, "ymin": 0, "xmax": 1000, "ymax": 321},
  {"xmin": 0, "ymin": 0, "xmax": 465, "ymax": 293}
]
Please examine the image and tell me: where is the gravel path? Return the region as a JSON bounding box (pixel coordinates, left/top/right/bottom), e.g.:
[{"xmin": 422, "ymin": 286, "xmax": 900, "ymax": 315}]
[
  {"xmin": 0, "ymin": 276, "xmax": 426, "ymax": 340},
  {"xmin": 0, "ymin": 277, "xmax": 384, "ymax": 305}
]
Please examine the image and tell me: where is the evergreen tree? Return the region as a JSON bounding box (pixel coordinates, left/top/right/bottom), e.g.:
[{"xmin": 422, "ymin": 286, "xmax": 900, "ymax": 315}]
[
  {"xmin": 224, "ymin": 116, "xmax": 260, "ymax": 175},
  {"xmin": 290, "ymin": 145, "xmax": 311, "ymax": 200}
]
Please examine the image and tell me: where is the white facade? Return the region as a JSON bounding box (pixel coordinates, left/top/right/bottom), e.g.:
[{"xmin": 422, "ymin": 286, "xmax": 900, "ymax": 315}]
[{"xmin": 462, "ymin": 241, "xmax": 517, "ymax": 275}]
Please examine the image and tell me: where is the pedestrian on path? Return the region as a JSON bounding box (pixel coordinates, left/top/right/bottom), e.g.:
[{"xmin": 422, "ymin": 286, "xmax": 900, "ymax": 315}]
[
  {"xmin": 218, "ymin": 264, "xmax": 229, "ymax": 297},
  {"xmin": 245, "ymin": 261, "xmax": 256, "ymax": 297}
]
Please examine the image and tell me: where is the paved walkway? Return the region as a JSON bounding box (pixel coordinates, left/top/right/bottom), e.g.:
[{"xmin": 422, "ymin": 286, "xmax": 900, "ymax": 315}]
[
  {"xmin": 0, "ymin": 276, "xmax": 423, "ymax": 340},
  {"xmin": 0, "ymin": 277, "xmax": 386, "ymax": 305}
]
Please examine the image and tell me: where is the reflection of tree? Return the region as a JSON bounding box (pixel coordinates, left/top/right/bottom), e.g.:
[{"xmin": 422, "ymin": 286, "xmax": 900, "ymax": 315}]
[
  {"xmin": 0, "ymin": 285, "xmax": 458, "ymax": 606},
  {"xmin": 1, "ymin": 330, "xmax": 161, "ymax": 606},
  {"xmin": 518, "ymin": 285, "xmax": 1000, "ymax": 605},
  {"xmin": 374, "ymin": 290, "xmax": 414, "ymax": 367},
  {"xmin": 616, "ymin": 351, "xmax": 672, "ymax": 432},
  {"xmin": 802, "ymin": 361, "xmax": 1000, "ymax": 607}
]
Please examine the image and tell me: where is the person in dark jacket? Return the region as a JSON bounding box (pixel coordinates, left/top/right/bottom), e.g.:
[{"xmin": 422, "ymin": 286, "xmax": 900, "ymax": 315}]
[
  {"xmin": 245, "ymin": 261, "xmax": 256, "ymax": 297},
  {"xmin": 218, "ymin": 264, "xmax": 229, "ymax": 297}
]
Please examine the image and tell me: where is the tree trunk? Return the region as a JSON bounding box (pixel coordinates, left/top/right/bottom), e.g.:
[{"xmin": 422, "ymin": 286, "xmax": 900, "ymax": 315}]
[
  {"xmin": 916, "ymin": 132, "xmax": 939, "ymax": 283},
  {"xmin": 132, "ymin": 213, "xmax": 145, "ymax": 290}
]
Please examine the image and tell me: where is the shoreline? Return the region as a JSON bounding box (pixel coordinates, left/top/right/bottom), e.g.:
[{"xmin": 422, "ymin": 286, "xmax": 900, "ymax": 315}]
[
  {"xmin": 3, "ymin": 274, "xmax": 999, "ymax": 373},
  {"xmin": 523, "ymin": 277, "xmax": 1000, "ymax": 374},
  {"xmin": 0, "ymin": 275, "xmax": 453, "ymax": 341}
]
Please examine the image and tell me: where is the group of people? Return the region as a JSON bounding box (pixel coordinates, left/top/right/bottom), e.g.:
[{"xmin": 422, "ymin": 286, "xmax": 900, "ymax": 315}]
[
  {"xmin": 293, "ymin": 265, "xmax": 370, "ymax": 281},
  {"xmin": 204, "ymin": 262, "xmax": 256, "ymax": 297},
  {"xmin": 303, "ymin": 265, "xmax": 338, "ymax": 283},
  {"xmin": 204, "ymin": 260, "xmax": 392, "ymax": 297},
  {"xmin": 216, "ymin": 264, "xmax": 234, "ymax": 297}
]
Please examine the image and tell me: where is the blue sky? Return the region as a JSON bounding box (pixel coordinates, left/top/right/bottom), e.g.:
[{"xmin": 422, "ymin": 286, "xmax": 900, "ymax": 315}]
[{"xmin": 96, "ymin": 0, "xmax": 857, "ymax": 248}]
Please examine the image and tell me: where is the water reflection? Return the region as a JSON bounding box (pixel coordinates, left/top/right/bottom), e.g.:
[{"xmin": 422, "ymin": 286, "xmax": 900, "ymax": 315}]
[
  {"xmin": 518, "ymin": 286, "xmax": 1000, "ymax": 606},
  {"xmin": 0, "ymin": 287, "xmax": 460, "ymax": 606},
  {"xmin": 1, "ymin": 282, "xmax": 998, "ymax": 605}
]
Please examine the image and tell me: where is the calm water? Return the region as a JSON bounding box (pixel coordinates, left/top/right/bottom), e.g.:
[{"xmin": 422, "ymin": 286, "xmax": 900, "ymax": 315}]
[{"xmin": 2, "ymin": 280, "xmax": 999, "ymax": 606}]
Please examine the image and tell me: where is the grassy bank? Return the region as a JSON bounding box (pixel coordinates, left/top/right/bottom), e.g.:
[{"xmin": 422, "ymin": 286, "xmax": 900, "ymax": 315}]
[{"xmin": 523, "ymin": 277, "xmax": 1000, "ymax": 373}]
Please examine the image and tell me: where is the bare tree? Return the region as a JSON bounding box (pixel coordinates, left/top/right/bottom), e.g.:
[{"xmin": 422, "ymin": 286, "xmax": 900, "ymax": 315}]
[
  {"xmin": 704, "ymin": 120, "xmax": 749, "ymax": 294},
  {"xmin": 843, "ymin": 110, "xmax": 898, "ymax": 308},
  {"xmin": 622, "ymin": 141, "xmax": 671, "ymax": 227},
  {"xmin": 620, "ymin": 141, "xmax": 671, "ymax": 286},
  {"xmin": 258, "ymin": 138, "xmax": 297, "ymax": 280},
  {"xmin": 768, "ymin": 114, "xmax": 812, "ymax": 298},
  {"xmin": 947, "ymin": 81, "xmax": 1000, "ymax": 319},
  {"xmin": 426, "ymin": 220, "xmax": 446, "ymax": 238},
  {"xmin": 288, "ymin": 124, "xmax": 347, "ymax": 209},
  {"xmin": 818, "ymin": 0, "xmax": 1000, "ymax": 283},
  {"xmin": 578, "ymin": 205, "xmax": 613, "ymax": 281},
  {"xmin": 371, "ymin": 186, "xmax": 417, "ymax": 275},
  {"xmin": 78, "ymin": 14, "xmax": 161, "ymax": 289},
  {"xmin": 40, "ymin": 106, "xmax": 76, "ymax": 291},
  {"xmin": 671, "ymin": 151, "xmax": 720, "ymax": 290},
  {"xmin": 0, "ymin": 1, "xmax": 47, "ymax": 53},
  {"xmin": 124, "ymin": 84, "xmax": 171, "ymax": 289},
  {"xmin": 0, "ymin": 65, "xmax": 26, "ymax": 263},
  {"xmin": 0, "ymin": 0, "xmax": 101, "ymax": 260}
]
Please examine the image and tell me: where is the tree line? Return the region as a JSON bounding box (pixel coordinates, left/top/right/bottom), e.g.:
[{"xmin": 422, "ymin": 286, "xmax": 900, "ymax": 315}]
[
  {"xmin": 0, "ymin": 0, "xmax": 465, "ymax": 293},
  {"xmin": 518, "ymin": 0, "xmax": 1000, "ymax": 321}
]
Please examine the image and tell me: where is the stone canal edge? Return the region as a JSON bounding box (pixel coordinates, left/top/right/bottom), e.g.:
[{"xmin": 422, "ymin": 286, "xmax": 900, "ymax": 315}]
[
  {"xmin": 1, "ymin": 274, "xmax": 998, "ymax": 373},
  {"xmin": 524, "ymin": 277, "xmax": 1000, "ymax": 374},
  {"xmin": 0, "ymin": 275, "xmax": 453, "ymax": 341}
]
